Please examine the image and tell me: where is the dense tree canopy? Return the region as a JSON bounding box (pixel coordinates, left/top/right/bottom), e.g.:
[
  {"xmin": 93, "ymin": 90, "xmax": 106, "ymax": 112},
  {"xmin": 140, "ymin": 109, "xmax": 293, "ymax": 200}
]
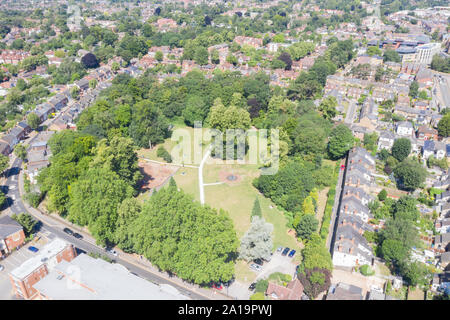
[{"xmin": 128, "ymin": 186, "xmax": 239, "ymax": 285}]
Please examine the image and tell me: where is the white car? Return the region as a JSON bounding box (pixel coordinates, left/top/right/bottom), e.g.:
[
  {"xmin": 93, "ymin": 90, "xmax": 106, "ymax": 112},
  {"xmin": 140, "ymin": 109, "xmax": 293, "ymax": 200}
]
[
  {"xmin": 0, "ymin": 265, "xmax": 4, "ymax": 271},
  {"xmin": 250, "ymin": 263, "xmax": 262, "ymax": 272},
  {"xmin": 107, "ymin": 249, "xmax": 118, "ymax": 257}
]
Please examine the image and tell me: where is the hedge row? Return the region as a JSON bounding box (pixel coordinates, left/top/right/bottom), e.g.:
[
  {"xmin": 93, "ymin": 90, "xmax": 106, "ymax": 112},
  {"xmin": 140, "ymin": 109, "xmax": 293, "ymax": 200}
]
[{"xmin": 319, "ymin": 163, "xmax": 340, "ymax": 240}]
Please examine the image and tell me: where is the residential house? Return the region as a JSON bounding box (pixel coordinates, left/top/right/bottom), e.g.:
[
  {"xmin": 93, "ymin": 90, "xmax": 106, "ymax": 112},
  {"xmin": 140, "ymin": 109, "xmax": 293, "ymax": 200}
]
[
  {"xmin": 326, "ymin": 283, "xmax": 364, "ymax": 300},
  {"xmin": 377, "ymin": 131, "xmax": 396, "ymax": 150},
  {"xmin": 0, "ymin": 141, "xmax": 11, "ymax": 156},
  {"xmin": 417, "ymin": 125, "xmax": 438, "ymax": 140},
  {"xmin": 434, "ymin": 233, "xmax": 450, "ymax": 251},
  {"xmin": 0, "ymin": 216, "xmax": 25, "ymax": 258},
  {"xmin": 423, "ymin": 140, "xmax": 446, "ymax": 160},
  {"xmin": 396, "ymin": 121, "xmax": 414, "ymax": 136},
  {"xmin": 265, "ymin": 278, "xmax": 304, "ymax": 300},
  {"xmin": 440, "ymin": 252, "xmax": 450, "ymax": 268},
  {"xmin": 340, "ymin": 196, "xmax": 372, "ymax": 223}
]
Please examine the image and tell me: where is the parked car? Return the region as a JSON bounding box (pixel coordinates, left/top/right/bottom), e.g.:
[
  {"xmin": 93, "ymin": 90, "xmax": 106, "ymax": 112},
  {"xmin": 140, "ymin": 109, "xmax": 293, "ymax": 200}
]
[
  {"xmin": 250, "ymin": 263, "xmax": 262, "ymax": 272},
  {"xmin": 106, "ymin": 249, "xmax": 118, "ymax": 256},
  {"xmin": 253, "ymin": 258, "xmax": 263, "ymax": 266},
  {"xmin": 28, "ymin": 246, "xmax": 39, "ymax": 253},
  {"xmin": 288, "ymin": 249, "xmax": 296, "ymax": 258},
  {"xmin": 248, "ymin": 283, "xmax": 256, "ymax": 291},
  {"xmin": 281, "ymin": 247, "xmax": 290, "ymax": 256},
  {"xmin": 276, "ymin": 246, "xmax": 283, "ymax": 253},
  {"xmin": 73, "ymin": 233, "xmax": 83, "ymax": 239},
  {"xmin": 212, "ymin": 283, "xmax": 223, "ymax": 290},
  {"xmin": 63, "ymin": 228, "xmax": 73, "ymax": 235},
  {"xmin": 0, "ymin": 265, "xmax": 4, "ymax": 271}
]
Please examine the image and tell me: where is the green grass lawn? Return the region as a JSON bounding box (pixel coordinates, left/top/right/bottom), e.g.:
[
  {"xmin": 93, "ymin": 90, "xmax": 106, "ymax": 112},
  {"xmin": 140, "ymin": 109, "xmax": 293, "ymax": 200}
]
[{"xmin": 138, "ymin": 125, "xmax": 301, "ymax": 281}]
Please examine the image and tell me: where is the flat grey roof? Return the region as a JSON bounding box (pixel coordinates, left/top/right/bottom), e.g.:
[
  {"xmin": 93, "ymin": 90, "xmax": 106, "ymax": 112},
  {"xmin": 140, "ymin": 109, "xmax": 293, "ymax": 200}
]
[{"xmin": 33, "ymin": 254, "xmax": 190, "ymax": 300}]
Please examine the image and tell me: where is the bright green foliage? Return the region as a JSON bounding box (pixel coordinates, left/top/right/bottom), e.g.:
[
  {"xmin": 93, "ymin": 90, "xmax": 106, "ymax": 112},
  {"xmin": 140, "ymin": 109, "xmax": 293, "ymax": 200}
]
[
  {"xmin": 301, "ymin": 234, "xmax": 333, "ymax": 271},
  {"xmin": 251, "ymin": 197, "xmax": 262, "ymax": 218},
  {"xmin": 393, "ymin": 159, "xmax": 427, "ymax": 191},
  {"xmin": 14, "ymin": 144, "xmax": 27, "ymax": 161},
  {"xmin": 27, "ymin": 112, "xmax": 41, "ymax": 130},
  {"xmin": 11, "ymin": 213, "xmax": 37, "ymax": 237},
  {"xmin": 128, "ymin": 187, "xmax": 238, "ymax": 285},
  {"xmin": 253, "ymin": 159, "xmax": 316, "ymax": 213},
  {"xmin": 378, "ymin": 189, "xmax": 388, "ymax": 201},
  {"xmin": 438, "ymin": 113, "xmax": 450, "ymax": 137},
  {"xmin": 327, "ymin": 124, "xmax": 354, "ymax": 159},
  {"xmin": 367, "ymin": 46, "xmax": 381, "ymax": 56},
  {"xmin": 90, "ymin": 136, "xmax": 143, "ymax": 188},
  {"xmin": 296, "ymin": 214, "xmax": 319, "ymax": 240},
  {"xmin": 391, "ymin": 138, "xmax": 411, "ymax": 162},
  {"xmin": 67, "ymin": 167, "xmax": 135, "ymax": 246},
  {"xmin": 318, "ymin": 96, "xmax": 337, "ymax": 120},
  {"xmin": 0, "ymin": 154, "xmax": 9, "ymax": 175},
  {"xmin": 208, "ymin": 98, "xmax": 251, "ymax": 131},
  {"xmin": 114, "ymin": 198, "xmax": 142, "ymax": 252}
]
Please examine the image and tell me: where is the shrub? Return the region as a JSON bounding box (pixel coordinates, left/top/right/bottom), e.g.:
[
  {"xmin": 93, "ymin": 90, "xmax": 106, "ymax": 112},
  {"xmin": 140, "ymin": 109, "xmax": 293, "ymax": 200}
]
[
  {"xmin": 255, "ymin": 279, "xmax": 269, "ymax": 293},
  {"xmin": 250, "ymin": 292, "xmax": 266, "ymax": 300},
  {"xmin": 360, "ymin": 264, "xmax": 375, "ymax": 276},
  {"xmin": 156, "ymin": 146, "xmax": 172, "ymax": 163}
]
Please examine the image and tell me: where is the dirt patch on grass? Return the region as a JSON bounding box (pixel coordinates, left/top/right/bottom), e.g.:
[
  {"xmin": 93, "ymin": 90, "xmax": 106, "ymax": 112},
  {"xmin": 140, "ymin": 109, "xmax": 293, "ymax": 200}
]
[
  {"xmin": 218, "ymin": 170, "xmax": 243, "ymax": 185},
  {"xmin": 138, "ymin": 160, "xmax": 179, "ymax": 191}
]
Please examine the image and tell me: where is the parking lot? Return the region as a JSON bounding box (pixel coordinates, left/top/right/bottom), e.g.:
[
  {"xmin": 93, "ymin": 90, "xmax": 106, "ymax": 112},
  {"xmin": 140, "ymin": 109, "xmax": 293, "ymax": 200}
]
[
  {"xmin": 0, "ymin": 232, "xmax": 50, "ymax": 300},
  {"xmin": 226, "ymin": 248, "xmax": 298, "ymax": 299}
]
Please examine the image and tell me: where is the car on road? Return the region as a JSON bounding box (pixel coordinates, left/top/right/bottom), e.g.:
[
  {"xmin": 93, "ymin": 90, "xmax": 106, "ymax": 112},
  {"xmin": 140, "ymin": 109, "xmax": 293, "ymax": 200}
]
[
  {"xmin": 248, "ymin": 283, "xmax": 256, "ymax": 291},
  {"xmin": 73, "ymin": 233, "xmax": 83, "ymax": 239},
  {"xmin": 250, "ymin": 263, "xmax": 262, "ymax": 272},
  {"xmin": 63, "ymin": 228, "xmax": 73, "ymax": 236},
  {"xmin": 28, "ymin": 246, "xmax": 39, "ymax": 253},
  {"xmin": 106, "ymin": 249, "xmax": 118, "ymax": 256},
  {"xmin": 276, "ymin": 246, "xmax": 283, "ymax": 253},
  {"xmin": 281, "ymin": 247, "xmax": 290, "ymax": 256},
  {"xmin": 288, "ymin": 249, "xmax": 296, "ymax": 258},
  {"xmin": 0, "ymin": 265, "xmax": 4, "ymax": 271},
  {"xmin": 340, "ymin": 164, "xmax": 345, "ymax": 170}
]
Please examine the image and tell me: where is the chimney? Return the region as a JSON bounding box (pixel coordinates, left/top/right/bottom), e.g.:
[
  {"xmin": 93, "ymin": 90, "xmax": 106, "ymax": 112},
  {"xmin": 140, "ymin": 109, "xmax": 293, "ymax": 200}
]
[
  {"xmin": 338, "ymin": 245, "xmax": 342, "ymax": 252},
  {"xmin": 349, "ymin": 247, "xmax": 354, "ymax": 254},
  {"xmin": 344, "ymin": 205, "xmax": 348, "ymax": 213}
]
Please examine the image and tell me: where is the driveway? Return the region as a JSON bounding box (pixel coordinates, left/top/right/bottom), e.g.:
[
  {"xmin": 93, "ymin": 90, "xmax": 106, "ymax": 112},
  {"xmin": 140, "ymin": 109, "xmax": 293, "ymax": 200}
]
[{"xmin": 0, "ymin": 232, "xmax": 49, "ymax": 300}]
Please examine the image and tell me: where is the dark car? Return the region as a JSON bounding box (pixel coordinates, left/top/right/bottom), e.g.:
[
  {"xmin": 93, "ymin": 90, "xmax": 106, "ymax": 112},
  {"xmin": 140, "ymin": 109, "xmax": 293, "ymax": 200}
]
[
  {"xmin": 28, "ymin": 246, "xmax": 39, "ymax": 253},
  {"xmin": 248, "ymin": 283, "xmax": 256, "ymax": 291},
  {"xmin": 281, "ymin": 247, "xmax": 290, "ymax": 256},
  {"xmin": 73, "ymin": 233, "xmax": 83, "ymax": 239},
  {"xmin": 63, "ymin": 228, "xmax": 73, "ymax": 235},
  {"xmin": 288, "ymin": 249, "xmax": 296, "ymax": 258},
  {"xmin": 253, "ymin": 258, "xmax": 263, "ymax": 266}
]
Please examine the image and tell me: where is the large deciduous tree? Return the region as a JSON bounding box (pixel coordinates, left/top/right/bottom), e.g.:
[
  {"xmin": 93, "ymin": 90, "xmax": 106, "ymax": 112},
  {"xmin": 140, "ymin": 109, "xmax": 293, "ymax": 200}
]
[
  {"xmin": 327, "ymin": 124, "xmax": 354, "ymax": 159},
  {"xmin": 391, "ymin": 138, "xmax": 411, "ymax": 162},
  {"xmin": 393, "ymin": 158, "xmax": 427, "ymax": 191},
  {"xmin": 128, "ymin": 187, "xmax": 238, "ymax": 285}
]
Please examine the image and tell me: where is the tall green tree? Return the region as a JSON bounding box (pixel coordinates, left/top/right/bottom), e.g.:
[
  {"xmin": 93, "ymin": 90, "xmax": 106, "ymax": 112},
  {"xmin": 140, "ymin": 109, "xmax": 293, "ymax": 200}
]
[
  {"xmin": 391, "ymin": 138, "xmax": 411, "ymax": 162},
  {"xmin": 327, "ymin": 124, "xmax": 354, "ymax": 159},
  {"xmin": 128, "ymin": 187, "xmax": 238, "ymax": 285}
]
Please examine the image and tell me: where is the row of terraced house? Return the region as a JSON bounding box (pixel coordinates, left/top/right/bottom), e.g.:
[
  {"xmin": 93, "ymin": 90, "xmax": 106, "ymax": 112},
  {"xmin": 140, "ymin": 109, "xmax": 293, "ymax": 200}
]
[{"xmin": 332, "ymin": 147, "xmax": 376, "ymax": 269}]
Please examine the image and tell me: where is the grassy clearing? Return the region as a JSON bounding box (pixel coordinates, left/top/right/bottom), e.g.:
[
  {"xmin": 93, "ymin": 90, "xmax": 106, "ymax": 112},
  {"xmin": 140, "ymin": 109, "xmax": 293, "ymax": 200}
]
[{"xmin": 235, "ymin": 260, "xmax": 257, "ymax": 283}]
